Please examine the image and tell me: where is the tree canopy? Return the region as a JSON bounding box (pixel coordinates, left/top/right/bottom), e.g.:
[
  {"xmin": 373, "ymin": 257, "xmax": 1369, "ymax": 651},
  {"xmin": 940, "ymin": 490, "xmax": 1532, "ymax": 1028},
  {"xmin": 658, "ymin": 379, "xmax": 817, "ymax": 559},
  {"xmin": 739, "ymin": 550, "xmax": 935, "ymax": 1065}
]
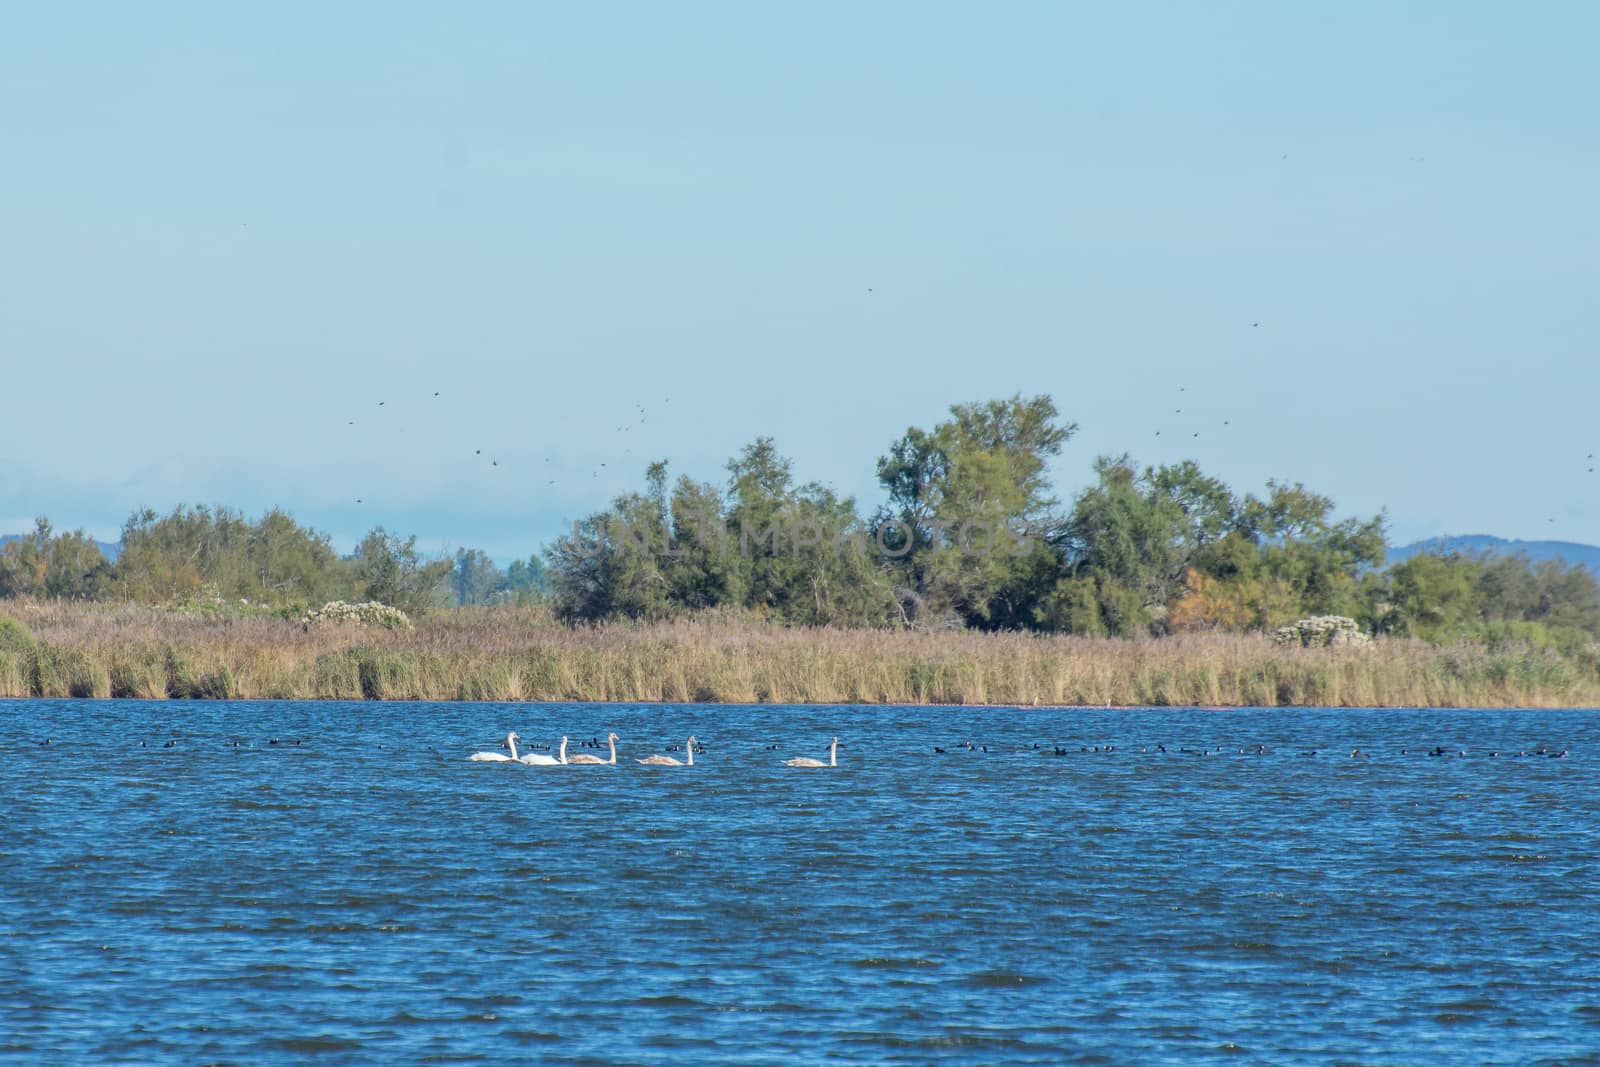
[{"xmin": 6, "ymin": 393, "xmax": 1597, "ymax": 649}]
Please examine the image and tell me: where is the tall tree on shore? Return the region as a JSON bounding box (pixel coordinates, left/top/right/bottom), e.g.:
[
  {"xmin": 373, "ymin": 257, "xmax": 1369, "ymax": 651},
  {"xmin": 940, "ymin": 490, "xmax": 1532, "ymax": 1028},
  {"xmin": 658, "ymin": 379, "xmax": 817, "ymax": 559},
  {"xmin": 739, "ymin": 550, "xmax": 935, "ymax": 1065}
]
[
  {"xmin": 724, "ymin": 439, "xmax": 896, "ymax": 624},
  {"xmin": 504, "ymin": 553, "xmax": 551, "ymax": 603},
  {"xmin": 877, "ymin": 394, "xmax": 1076, "ymax": 628},
  {"xmin": 246, "ymin": 508, "xmax": 343, "ymax": 604},
  {"xmin": 662, "ymin": 469, "xmax": 743, "ymax": 612},
  {"xmin": 1055, "ymin": 463, "xmax": 1386, "ymax": 635},
  {"xmin": 0, "ymin": 517, "xmax": 111, "ymax": 600},
  {"xmin": 451, "ymin": 548, "xmax": 505, "ymax": 606},
  {"xmin": 111, "ymin": 505, "xmax": 347, "ymax": 606},
  {"xmin": 725, "ymin": 438, "xmax": 795, "ymax": 615},
  {"xmin": 1375, "ymin": 550, "xmax": 1600, "ymax": 645},
  {"xmin": 116, "ymin": 505, "xmax": 246, "ymax": 602},
  {"xmin": 546, "ymin": 475, "xmax": 674, "ymax": 622},
  {"xmin": 1051, "ymin": 456, "xmax": 1194, "ymax": 636},
  {"xmin": 1240, "ymin": 481, "xmax": 1387, "ymax": 623},
  {"xmin": 353, "ymin": 527, "xmax": 450, "ymax": 616}
]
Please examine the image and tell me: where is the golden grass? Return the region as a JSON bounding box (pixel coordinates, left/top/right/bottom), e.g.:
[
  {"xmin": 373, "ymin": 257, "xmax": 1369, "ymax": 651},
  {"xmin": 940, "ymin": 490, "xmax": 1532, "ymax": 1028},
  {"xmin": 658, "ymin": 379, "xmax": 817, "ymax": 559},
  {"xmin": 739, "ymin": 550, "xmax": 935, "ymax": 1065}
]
[{"xmin": 0, "ymin": 600, "xmax": 1596, "ymax": 707}]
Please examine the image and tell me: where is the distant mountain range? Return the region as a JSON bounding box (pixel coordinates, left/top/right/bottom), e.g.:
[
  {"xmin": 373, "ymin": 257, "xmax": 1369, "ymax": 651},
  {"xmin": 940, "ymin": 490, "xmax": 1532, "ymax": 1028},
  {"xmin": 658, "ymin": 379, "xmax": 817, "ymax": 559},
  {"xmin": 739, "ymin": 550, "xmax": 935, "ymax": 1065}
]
[
  {"xmin": 2, "ymin": 531, "xmax": 1597, "ymax": 575},
  {"xmin": 1386, "ymin": 535, "xmax": 1600, "ymax": 574},
  {"xmin": 0, "ymin": 533, "xmax": 122, "ymax": 561}
]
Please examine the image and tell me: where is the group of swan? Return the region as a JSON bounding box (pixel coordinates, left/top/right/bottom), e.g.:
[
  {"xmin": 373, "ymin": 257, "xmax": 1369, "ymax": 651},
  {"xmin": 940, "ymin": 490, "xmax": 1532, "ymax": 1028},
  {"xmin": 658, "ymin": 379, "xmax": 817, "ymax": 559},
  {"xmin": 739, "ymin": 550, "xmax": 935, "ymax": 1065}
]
[
  {"xmin": 468, "ymin": 733, "xmax": 838, "ymax": 768},
  {"xmin": 469, "ymin": 732, "xmax": 567, "ymax": 765},
  {"xmin": 469, "ymin": 732, "xmax": 625, "ymax": 766}
]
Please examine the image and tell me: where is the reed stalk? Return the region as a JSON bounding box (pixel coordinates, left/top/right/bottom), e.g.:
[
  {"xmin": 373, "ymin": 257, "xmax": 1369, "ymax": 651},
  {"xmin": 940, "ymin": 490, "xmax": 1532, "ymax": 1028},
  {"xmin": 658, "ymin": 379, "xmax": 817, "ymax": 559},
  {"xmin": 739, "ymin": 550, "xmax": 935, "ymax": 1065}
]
[{"xmin": 0, "ymin": 600, "xmax": 1596, "ymax": 707}]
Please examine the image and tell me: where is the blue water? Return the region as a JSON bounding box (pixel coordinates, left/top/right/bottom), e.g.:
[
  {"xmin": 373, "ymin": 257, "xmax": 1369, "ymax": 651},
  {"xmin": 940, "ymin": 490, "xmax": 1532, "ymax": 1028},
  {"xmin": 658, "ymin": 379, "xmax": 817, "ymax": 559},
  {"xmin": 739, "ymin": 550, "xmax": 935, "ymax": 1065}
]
[{"xmin": 2, "ymin": 699, "xmax": 1598, "ymax": 1065}]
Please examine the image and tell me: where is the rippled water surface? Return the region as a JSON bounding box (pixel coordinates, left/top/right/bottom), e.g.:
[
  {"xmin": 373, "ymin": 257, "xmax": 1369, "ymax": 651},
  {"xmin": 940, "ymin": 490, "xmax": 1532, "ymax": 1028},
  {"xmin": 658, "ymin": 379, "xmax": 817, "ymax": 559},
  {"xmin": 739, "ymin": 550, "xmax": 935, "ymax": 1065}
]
[{"xmin": 3, "ymin": 699, "xmax": 1598, "ymax": 1065}]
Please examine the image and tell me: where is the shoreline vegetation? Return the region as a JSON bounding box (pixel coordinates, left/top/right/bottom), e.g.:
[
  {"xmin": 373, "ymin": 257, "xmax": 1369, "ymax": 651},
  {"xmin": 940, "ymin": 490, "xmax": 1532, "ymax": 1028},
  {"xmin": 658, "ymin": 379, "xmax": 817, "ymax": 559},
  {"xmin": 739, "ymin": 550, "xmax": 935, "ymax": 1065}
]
[
  {"xmin": 2, "ymin": 602, "xmax": 1596, "ymax": 708},
  {"xmin": 6, "ymin": 394, "xmax": 1600, "ymax": 708}
]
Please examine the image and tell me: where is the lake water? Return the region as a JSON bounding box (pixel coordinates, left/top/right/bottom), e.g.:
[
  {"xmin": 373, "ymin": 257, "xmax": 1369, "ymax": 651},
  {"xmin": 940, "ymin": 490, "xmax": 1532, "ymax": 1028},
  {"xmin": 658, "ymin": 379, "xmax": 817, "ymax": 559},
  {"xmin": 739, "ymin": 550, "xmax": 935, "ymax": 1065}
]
[{"xmin": 2, "ymin": 699, "xmax": 1597, "ymax": 1065}]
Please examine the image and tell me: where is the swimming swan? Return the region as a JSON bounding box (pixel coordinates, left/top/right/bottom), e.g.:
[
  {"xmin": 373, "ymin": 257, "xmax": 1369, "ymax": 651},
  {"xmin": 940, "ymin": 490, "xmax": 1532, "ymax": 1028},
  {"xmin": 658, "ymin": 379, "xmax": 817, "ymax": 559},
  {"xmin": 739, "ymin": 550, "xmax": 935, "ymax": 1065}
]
[
  {"xmin": 784, "ymin": 736, "xmax": 838, "ymax": 768},
  {"xmin": 469, "ymin": 732, "xmax": 522, "ymax": 762},
  {"xmin": 519, "ymin": 736, "xmax": 569, "ymax": 766},
  {"xmin": 637, "ymin": 735, "xmax": 696, "ymax": 766},
  {"xmin": 566, "ymin": 732, "xmax": 619, "ymax": 765}
]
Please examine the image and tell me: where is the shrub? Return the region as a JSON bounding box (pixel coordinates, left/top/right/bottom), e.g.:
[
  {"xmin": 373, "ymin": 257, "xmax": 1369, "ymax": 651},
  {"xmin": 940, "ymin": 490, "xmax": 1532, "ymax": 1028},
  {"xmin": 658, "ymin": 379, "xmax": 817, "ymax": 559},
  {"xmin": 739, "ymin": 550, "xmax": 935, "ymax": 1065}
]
[
  {"xmin": 353, "ymin": 647, "xmax": 418, "ymax": 700},
  {"xmin": 301, "ymin": 600, "xmax": 413, "ymax": 631},
  {"xmin": 161, "ymin": 646, "xmax": 237, "ymax": 699},
  {"xmin": 109, "ymin": 652, "xmax": 164, "ymax": 699},
  {"xmin": 194, "ymin": 664, "xmax": 237, "ymax": 700},
  {"xmin": 1274, "ymin": 615, "xmax": 1372, "ymax": 649},
  {"xmin": 0, "ymin": 615, "xmax": 35, "ymax": 656},
  {"xmin": 26, "ymin": 643, "xmax": 106, "ymax": 698},
  {"xmin": 164, "ymin": 646, "xmax": 199, "ymax": 698},
  {"xmin": 27, "ymin": 644, "xmax": 67, "ymax": 696},
  {"xmin": 312, "ymin": 650, "xmax": 362, "ymax": 699}
]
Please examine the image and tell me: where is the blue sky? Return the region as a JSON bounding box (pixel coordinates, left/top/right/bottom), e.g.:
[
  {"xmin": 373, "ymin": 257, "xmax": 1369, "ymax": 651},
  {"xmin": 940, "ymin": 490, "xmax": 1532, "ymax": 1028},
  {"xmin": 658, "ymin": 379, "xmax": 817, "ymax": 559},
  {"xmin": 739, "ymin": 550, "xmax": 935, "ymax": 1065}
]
[{"xmin": 2, "ymin": 2, "xmax": 1596, "ymax": 561}]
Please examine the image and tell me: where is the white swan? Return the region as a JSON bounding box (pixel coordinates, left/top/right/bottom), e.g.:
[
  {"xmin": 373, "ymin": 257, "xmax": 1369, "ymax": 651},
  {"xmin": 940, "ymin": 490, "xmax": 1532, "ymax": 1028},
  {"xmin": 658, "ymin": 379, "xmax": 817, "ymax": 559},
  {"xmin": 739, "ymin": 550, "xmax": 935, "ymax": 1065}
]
[
  {"xmin": 784, "ymin": 736, "xmax": 837, "ymax": 768},
  {"xmin": 468, "ymin": 731, "xmax": 522, "ymax": 762},
  {"xmin": 519, "ymin": 736, "xmax": 569, "ymax": 766},
  {"xmin": 638, "ymin": 735, "xmax": 696, "ymax": 766},
  {"xmin": 567, "ymin": 732, "xmax": 619, "ymax": 765}
]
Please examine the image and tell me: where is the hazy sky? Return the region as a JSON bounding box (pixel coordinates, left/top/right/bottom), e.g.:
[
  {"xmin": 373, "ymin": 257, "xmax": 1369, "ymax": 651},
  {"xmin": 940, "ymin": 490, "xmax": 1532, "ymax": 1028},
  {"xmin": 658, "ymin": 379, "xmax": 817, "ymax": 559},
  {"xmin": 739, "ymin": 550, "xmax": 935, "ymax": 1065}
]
[{"xmin": 3, "ymin": 2, "xmax": 1596, "ymax": 560}]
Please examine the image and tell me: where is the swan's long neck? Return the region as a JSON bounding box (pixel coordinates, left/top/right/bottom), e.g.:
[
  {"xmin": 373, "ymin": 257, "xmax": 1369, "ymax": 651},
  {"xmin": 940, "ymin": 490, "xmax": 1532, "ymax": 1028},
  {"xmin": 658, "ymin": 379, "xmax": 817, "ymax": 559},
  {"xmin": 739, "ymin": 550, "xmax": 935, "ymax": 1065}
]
[
  {"xmin": 686, "ymin": 739, "xmax": 694, "ymax": 767},
  {"xmin": 829, "ymin": 739, "xmax": 837, "ymax": 767},
  {"xmin": 558, "ymin": 738, "xmax": 568, "ymax": 764},
  {"xmin": 606, "ymin": 736, "xmax": 617, "ymax": 765},
  {"xmin": 507, "ymin": 734, "xmax": 519, "ymax": 761}
]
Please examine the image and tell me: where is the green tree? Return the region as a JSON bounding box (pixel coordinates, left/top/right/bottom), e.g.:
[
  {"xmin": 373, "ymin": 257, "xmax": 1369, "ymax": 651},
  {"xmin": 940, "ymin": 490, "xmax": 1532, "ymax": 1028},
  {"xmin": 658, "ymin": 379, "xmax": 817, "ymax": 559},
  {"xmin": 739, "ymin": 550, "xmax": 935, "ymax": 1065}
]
[
  {"xmin": 663, "ymin": 471, "xmax": 743, "ymax": 611},
  {"xmin": 353, "ymin": 528, "xmax": 451, "ymax": 616},
  {"xmin": 1380, "ymin": 552, "xmax": 1484, "ymax": 640},
  {"xmin": 1052, "ymin": 456, "xmax": 1191, "ymax": 635},
  {"xmin": 43, "ymin": 527, "xmax": 112, "ymax": 599},
  {"xmin": 451, "ymin": 548, "xmax": 506, "ymax": 606},
  {"xmin": 504, "ymin": 554, "xmax": 551, "ymax": 603},
  {"xmin": 762, "ymin": 481, "xmax": 897, "ymax": 626},
  {"xmin": 1052, "ymin": 463, "xmax": 1384, "ymax": 636},
  {"xmin": 1242, "ymin": 482, "xmax": 1386, "ymax": 622},
  {"xmin": 1379, "ymin": 550, "xmax": 1600, "ymax": 646},
  {"xmin": 1516, "ymin": 558, "xmax": 1600, "ymax": 635},
  {"xmin": 877, "ymin": 394, "xmax": 1076, "ymax": 628},
  {"xmin": 724, "ymin": 440, "xmax": 897, "ymax": 625},
  {"xmin": 112, "ymin": 505, "xmax": 346, "ymax": 606},
  {"xmin": 874, "ymin": 425, "xmax": 949, "ymax": 566},
  {"xmin": 245, "ymin": 508, "xmax": 344, "ymax": 605},
  {"xmin": 0, "ymin": 517, "xmax": 111, "ymax": 600},
  {"xmin": 726, "ymin": 438, "xmax": 795, "ymax": 615},
  {"xmin": 547, "ymin": 480, "xmax": 674, "ymax": 621}
]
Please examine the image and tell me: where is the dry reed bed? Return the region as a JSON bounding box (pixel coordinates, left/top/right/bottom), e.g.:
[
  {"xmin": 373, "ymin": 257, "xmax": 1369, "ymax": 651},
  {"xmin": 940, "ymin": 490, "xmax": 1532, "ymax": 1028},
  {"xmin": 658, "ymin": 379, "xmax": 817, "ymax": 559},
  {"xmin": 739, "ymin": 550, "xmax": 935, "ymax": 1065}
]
[{"xmin": 1, "ymin": 602, "xmax": 1596, "ymax": 707}]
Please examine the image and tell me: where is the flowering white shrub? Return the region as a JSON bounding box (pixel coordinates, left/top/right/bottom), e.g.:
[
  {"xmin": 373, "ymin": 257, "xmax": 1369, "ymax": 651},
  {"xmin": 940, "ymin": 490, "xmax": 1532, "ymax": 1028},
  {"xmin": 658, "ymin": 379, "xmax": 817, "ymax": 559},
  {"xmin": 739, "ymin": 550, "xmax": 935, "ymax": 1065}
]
[
  {"xmin": 300, "ymin": 600, "xmax": 413, "ymax": 631},
  {"xmin": 1274, "ymin": 615, "xmax": 1372, "ymax": 649}
]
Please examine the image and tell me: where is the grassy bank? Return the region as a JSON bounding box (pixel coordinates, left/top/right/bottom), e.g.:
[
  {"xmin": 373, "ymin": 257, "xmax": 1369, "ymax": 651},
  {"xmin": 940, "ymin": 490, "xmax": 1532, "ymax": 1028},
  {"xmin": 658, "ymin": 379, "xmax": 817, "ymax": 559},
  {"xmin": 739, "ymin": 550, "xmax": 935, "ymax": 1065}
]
[{"xmin": 1, "ymin": 601, "xmax": 1597, "ymax": 707}]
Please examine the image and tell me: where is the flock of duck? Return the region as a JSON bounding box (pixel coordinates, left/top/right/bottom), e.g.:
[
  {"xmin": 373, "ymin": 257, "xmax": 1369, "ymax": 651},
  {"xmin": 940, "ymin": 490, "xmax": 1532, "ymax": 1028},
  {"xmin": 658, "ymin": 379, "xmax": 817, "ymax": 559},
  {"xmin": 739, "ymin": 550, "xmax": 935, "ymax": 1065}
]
[
  {"xmin": 467, "ymin": 733, "xmax": 1574, "ymax": 767},
  {"xmin": 20, "ymin": 734, "xmax": 1575, "ymax": 765},
  {"xmin": 468, "ymin": 732, "xmax": 839, "ymax": 768}
]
